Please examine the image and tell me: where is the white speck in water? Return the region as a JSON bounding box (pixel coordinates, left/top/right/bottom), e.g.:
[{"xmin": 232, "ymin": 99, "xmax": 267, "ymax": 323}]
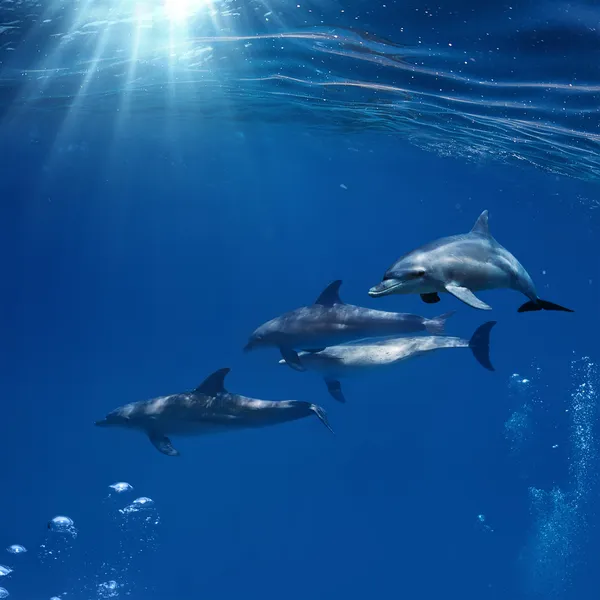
[
  {"xmin": 340, "ymin": 183, "xmax": 347, "ymax": 190},
  {"xmin": 476, "ymin": 514, "xmax": 494, "ymax": 532},
  {"xmin": 552, "ymin": 444, "xmax": 559, "ymax": 449},
  {"xmin": 542, "ymin": 270, "xmax": 547, "ymax": 275}
]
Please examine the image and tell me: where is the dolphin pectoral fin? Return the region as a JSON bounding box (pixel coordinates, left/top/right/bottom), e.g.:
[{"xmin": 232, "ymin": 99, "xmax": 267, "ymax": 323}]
[
  {"xmin": 280, "ymin": 347, "xmax": 306, "ymax": 371},
  {"xmin": 324, "ymin": 378, "xmax": 346, "ymax": 403},
  {"xmin": 310, "ymin": 404, "xmax": 335, "ymax": 434},
  {"xmin": 518, "ymin": 299, "xmax": 574, "ymax": 313},
  {"xmin": 421, "ymin": 292, "xmax": 440, "ymax": 304},
  {"xmin": 445, "ymin": 284, "xmax": 492, "ymax": 310},
  {"xmin": 149, "ymin": 432, "xmax": 180, "ymax": 457}
]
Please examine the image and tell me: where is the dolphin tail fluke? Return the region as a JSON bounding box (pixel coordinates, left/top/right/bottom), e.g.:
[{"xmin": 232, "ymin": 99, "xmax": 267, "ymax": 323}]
[
  {"xmin": 468, "ymin": 321, "xmax": 496, "ymax": 371},
  {"xmin": 518, "ymin": 299, "xmax": 574, "ymax": 313},
  {"xmin": 425, "ymin": 310, "xmax": 456, "ymax": 335},
  {"xmin": 311, "ymin": 404, "xmax": 335, "ymax": 434}
]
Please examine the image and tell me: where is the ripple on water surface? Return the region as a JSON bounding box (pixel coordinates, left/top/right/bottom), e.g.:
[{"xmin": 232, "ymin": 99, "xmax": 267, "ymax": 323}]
[
  {"xmin": 5, "ymin": 546, "xmax": 25, "ymax": 556},
  {"xmin": 0, "ymin": 1, "xmax": 598, "ymax": 180},
  {"xmin": 0, "ymin": 587, "xmax": 8, "ymax": 598}
]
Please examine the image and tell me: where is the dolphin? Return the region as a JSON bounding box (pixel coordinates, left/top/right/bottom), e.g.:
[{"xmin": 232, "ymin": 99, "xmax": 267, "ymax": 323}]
[
  {"xmin": 278, "ymin": 322, "xmax": 496, "ymax": 403},
  {"xmin": 95, "ymin": 368, "xmax": 333, "ymax": 456},
  {"xmin": 244, "ymin": 280, "xmax": 456, "ymax": 371},
  {"xmin": 368, "ymin": 210, "xmax": 573, "ymax": 313}
]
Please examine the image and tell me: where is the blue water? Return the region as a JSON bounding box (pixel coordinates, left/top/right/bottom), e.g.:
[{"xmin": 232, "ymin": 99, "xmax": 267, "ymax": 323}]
[{"xmin": 1, "ymin": 1, "xmax": 599, "ymax": 599}]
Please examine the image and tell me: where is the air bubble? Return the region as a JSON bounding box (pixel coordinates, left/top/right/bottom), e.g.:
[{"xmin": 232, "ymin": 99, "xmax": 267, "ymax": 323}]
[
  {"xmin": 109, "ymin": 482, "xmax": 133, "ymax": 494},
  {"xmin": 119, "ymin": 497, "xmax": 154, "ymax": 515},
  {"xmin": 133, "ymin": 497, "xmax": 153, "ymax": 506},
  {"xmin": 47, "ymin": 516, "xmax": 77, "ymax": 538}
]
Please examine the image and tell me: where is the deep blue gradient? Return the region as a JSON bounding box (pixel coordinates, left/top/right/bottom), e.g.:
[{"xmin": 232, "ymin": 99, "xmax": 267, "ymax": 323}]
[{"xmin": 1, "ymin": 1, "xmax": 599, "ymax": 599}]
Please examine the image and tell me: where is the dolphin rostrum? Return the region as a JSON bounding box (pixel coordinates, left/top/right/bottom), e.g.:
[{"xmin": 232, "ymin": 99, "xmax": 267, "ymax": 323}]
[
  {"xmin": 95, "ymin": 368, "xmax": 333, "ymax": 456},
  {"xmin": 278, "ymin": 322, "xmax": 496, "ymax": 403},
  {"xmin": 368, "ymin": 210, "xmax": 573, "ymax": 313},
  {"xmin": 244, "ymin": 280, "xmax": 456, "ymax": 371}
]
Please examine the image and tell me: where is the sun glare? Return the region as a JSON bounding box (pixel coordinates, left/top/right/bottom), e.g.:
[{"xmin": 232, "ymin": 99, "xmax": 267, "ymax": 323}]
[{"xmin": 163, "ymin": 0, "xmax": 213, "ymax": 24}]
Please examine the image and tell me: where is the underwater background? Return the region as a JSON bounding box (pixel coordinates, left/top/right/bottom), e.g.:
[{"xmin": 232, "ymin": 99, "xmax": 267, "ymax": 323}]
[{"xmin": 0, "ymin": 0, "xmax": 599, "ymax": 598}]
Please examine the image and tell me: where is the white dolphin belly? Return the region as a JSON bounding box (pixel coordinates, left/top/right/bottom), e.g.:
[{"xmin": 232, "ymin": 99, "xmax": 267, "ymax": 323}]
[{"xmin": 296, "ymin": 336, "xmax": 469, "ymax": 377}]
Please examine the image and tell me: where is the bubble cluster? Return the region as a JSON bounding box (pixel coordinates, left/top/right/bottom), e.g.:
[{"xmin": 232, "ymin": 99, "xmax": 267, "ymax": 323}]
[
  {"xmin": 504, "ymin": 405, "xmax": 532, "ymax": 453},
  {"xmin": 0, "ymin": 478, "xmax": 162, "ymax": 598},
  {"xmin": 569, "ymin": 357, "xmax": 597, "ymax": 501},
  {"xmin": 504, "ymin": 366, "xmax": 543, "ymax": 459},
  {"xmin": 524, "ymin": 486, "xmax": 579, "ymax": 596},
  {"xmin": 97, "ymin": 580, "xmax": 120, "ymax": 598},
  {"xmin": 520, "ymin": 357, "xmax": 598, "ymax": 597}
]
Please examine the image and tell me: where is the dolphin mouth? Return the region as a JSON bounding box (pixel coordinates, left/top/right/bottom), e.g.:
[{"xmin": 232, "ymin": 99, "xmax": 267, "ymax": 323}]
[
  {"xmin": 368, "ymin": 280, "xmax": 402, "ymax": 297},
  {"xmin": 95, "ymin": 419, "xmax": 109, "ymax": 427},
  {"xmin": 243, "ymin": 342, "xmax": 254, "ymax": 353}
]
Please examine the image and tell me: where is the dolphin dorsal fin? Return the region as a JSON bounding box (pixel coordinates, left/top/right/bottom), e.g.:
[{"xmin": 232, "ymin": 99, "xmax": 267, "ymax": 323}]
[
  {"xmin": 194, "ymin": 368, "xmax": 230, "ymax": 395},
  {"xmin": 470, "ymin": 210, "xmax": 490, "ymax": 236},
  {"xmin": 314, "ymin": 280, "xmax": 343, "ymax": 306}
]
